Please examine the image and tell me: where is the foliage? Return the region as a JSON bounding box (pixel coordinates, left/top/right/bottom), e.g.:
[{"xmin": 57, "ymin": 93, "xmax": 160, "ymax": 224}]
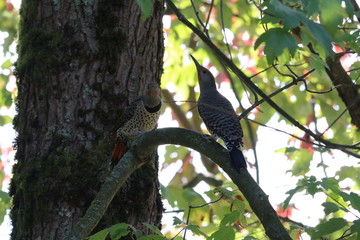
[
  {"xmin": 0, "ymin": 0, "xmax": 18, "ymax": 227},
  {"xmin": 158, "ymin": 0, "xmax": 360, "ymax": 239},
  {"xmin": 1, "ymin": 0, "xmax": 360, "ymax": 239}
]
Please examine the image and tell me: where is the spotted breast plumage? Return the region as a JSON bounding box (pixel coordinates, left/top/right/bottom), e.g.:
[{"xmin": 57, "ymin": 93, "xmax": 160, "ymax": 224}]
[{"xmin": 111, "ymin": 82, "xmax": 162, "ymax": 162}]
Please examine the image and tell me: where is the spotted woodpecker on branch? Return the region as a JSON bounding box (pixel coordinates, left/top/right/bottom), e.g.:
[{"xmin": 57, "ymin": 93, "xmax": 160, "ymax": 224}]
[
  {"xmin": 111, "ymin": 82, "xmax": 162, "ymax": 162},
  {"xmin": 190, "ymin": 55, "xmax": 247, "ymax": 171}
]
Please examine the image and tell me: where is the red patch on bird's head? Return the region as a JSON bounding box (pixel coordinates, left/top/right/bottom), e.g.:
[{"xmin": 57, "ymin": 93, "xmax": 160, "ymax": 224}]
[
  {"xmin": 146, "ymin": 87, "xmax": 160, "ymax": 96},
  {"xmin": 197, "ymin": 70, "xmax": 202, "ymax": 82}
]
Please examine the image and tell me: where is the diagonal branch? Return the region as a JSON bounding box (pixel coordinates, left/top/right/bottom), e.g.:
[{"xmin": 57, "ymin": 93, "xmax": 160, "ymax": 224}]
[
  {"xmin": 165, "ymin": 0, "xmax": 360, "ymax": 154},
  {"xmin": 66, "ymin": 128, "xmax": 292, "ymax": 240},
  {"xmin": 65, "ymin": 150, "xmax": 147, "ymax": 240}
]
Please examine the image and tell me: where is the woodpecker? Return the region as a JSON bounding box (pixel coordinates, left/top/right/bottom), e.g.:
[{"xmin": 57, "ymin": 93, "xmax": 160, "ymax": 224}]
[
  {"xmin": 111, "ymin": 82, "xmax": 162, "ymax": 162},
  {"xmin": 190, "ymin": 55, "xmax": 247, "ymax": 171}
]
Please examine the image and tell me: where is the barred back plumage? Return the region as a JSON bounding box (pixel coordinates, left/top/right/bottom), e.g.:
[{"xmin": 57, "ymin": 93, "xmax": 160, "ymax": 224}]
[{"xmin": 191, "ymin": 55, "xmax": 247, "ymax": 171}]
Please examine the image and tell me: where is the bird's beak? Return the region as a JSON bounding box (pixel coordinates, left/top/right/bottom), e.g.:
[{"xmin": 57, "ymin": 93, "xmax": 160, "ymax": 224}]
[
  {"xmin": 190, "ymin": 54, "xmax": 203, "ymax": 81},
  {"xmin": 190, "ymin": 54, "xmax": 201, "ymax": 69}
]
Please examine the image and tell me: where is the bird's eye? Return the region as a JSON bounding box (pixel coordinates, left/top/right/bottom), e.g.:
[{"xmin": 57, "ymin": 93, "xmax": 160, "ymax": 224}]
[{"xmin": 202, "ymin": 70, "xmax": 206, "ymax": 74}]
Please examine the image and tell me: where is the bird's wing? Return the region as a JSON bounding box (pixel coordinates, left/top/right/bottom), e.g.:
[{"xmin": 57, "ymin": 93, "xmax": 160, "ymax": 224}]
[{"xmin": 113, "ymin": 98, "xmax": 141, "ymax": 132}]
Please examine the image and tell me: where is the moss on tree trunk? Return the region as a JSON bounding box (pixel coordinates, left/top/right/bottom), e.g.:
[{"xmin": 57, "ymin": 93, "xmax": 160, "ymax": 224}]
[{"xmin": 10, "ymin": 0, "xmax": 164, "ymax": 239}]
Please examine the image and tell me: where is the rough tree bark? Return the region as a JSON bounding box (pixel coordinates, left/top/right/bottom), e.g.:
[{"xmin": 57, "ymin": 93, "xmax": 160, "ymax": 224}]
[
  {"xmin": 326, "ymin": 56, "xmax": 360, "ymax": 129},
  {"xmin": 10, "ymin": 0, "xmax": 164, "ymax": 239}
]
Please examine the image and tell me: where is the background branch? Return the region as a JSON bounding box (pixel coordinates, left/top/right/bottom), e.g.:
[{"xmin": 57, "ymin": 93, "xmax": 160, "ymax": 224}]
[{"xmin": 165, "ymin": 0, "xmax": 360, "ymax": 153}]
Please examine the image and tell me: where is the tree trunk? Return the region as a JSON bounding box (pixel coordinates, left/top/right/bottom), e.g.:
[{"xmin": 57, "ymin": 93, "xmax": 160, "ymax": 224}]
[
  {"xmin": 326, "ymin": 56, "xmax": 360, "ymax": 129},
  {"xmin": 10, "ymin": 0, "xmax": 164, "ymax": 239}
]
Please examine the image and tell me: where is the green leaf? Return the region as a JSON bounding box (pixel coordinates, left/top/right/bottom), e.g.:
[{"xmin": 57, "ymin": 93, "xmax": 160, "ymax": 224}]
[
  {"xmin": 337, "ymin": 166, "xmax": 360, "ymax": 189},
  {"xmin": 232, "ymin": 197, "xmax": 245, "ymax": 211},
  {"xmin": 137, "ymin": 235, "xmax": 167, "ymax": 240},
  {"xmin": 135, "ymin": 0, "xmax": 153, "ymax": 19},
  {"xmin": 183, "ymin": 188, "xmax": 206, "ymax": 206},
  {"xmin": 283, "ymin": 186, "xmax": 304, "ymax": 209},
  {"xmin": 309, "ymin": 53, "xmax": 329, "ymax": 73},
  {"xmin": 0, "ymin": 191, "xmax": 10, "ymax": 225},
  {"xmin": 88, "ymin": 223, "xmax": 131, "ymax": 240},
  {"xmin": 322, "ymin": 202, "xmax": 340, "ymax": 215},
  {"xmin": 207, "ymin": 187, "xmax": 234, "ymax": 198},
  {"xmin": 319, "ymin": 0, "xmax": 344, "ymax": 36},
  {"xmin": 303, "ymin": 176, "xmax": 321, "ymax": 196},
  {"xmin": 0, "ymin": 115, "xmax": 13, "ymax": 126},
  {"xmin": 173, "ymin": 216, "xmax": 183, "ymax": 226},
  {"xmin": 254, "ymin": 28, "xmax": 298, "ymax": 64},
  {"xmin": 267, "ymin": 0, "xmax": 307, "ymax": 29},
  {"xmin": 350, "ymin": 219, "xmax": 360, "ymax": 237},
  {"xmin": 165, "ymin": 184, "xmax": 185, "ymax": 208},
  {"xmin": 243, "ymin": 236, "xmax": 258, "ymax": 240},
  {"xmin": 164, "ymin": 145, "xmax": 190, "ymax": 164},
  {"xmin": 290, "ymin": 149, "xmax": 312, "ymax": 176},
  {"xmin": 0, "ymin": 74, "xmax": 12, "ymax": 108},
  {"xmin": 302, "ymin": 20, "xmax": 333, "ymax": 56},
  {"xmin": 349, "ymin": 62, "xmax": 360, "ymax": 82},
  {"xmin": 349, "ymin": 192, "xmax": 360, "ymax": 212},
  {"xmin": 143, "ymin": 223, "xmax": 162, "ymax": 235},
  {"xmin": 276, "ymin": 147, "xmax": 298, "ymax": 153},
  {"xmin": 209, "ymin": 226, "xmax": 235, "ymax": 240},
  {"xmin": 186, "ymin": 224, "xmax": 208, "ymax": 238},
  {"xmin": 343, "ymin": 0, "xmax": 355, "ymax": 19},
  {"xmin": 302, "ymin": 0, "xmax": 320, "ymax": 16},
  {"xmin": 1, "ymin": 60, "xmax": 12, "ymax": 69},
  {"xmin": 220, "ymin": 210, "xmax": 240, "ymax": 227},
  {"xmin": 308, "ymin": 218, "xmax": 347, "ymax": 239},
  {"xmin": 321, "ymin": 178, "xmax": 341, "ymax": 195},
  {"xmin": 88, "ymin": 229, "xmax": 109, "ymax": 240}
]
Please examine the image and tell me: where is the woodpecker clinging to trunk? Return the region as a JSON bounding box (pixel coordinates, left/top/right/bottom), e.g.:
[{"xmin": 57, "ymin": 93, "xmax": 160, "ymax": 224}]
[
  {"xmin": 111, "ymin": 82, "xmax": 162, "ymax": 162},
  {"xmin": 190, "ymin": 55, "xmax": 247, "ymax": 171}
]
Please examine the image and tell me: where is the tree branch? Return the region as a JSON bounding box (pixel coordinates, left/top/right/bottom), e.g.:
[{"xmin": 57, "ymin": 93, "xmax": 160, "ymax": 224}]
[
  {"xmin": 65, "ymin": 151, "xmax": 148, "ymax": 240},
  {"xmin": 136, "ymin": 128, "xmax": 292, "ymax": 240},
  {"xmin": 165, "ymin": 0, "xmax": 360, "ymax": 154},
  {"xmin": 66, "ymin": 128, "xmax": 292, "ymax": 240}
]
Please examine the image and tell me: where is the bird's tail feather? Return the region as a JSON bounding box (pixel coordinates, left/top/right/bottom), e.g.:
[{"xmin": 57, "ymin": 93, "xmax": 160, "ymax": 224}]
[
  {"xmin": 229, "ymin": 148, "xmax": 247, "ymax": 171},
  {"xmin": 111, "ymin": 139, "xmax": 126, "ymax": 164}
]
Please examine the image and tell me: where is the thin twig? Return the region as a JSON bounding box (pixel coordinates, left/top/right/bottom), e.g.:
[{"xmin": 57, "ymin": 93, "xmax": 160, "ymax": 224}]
[
  {"xmin": 285, "ymin": 65, "xmax": 298, "ymax": 78},
  {"xmin": 321, "ymin": 94, "xmax": 360, "ymax": 136},
  {"xmin": 164, "ymin": 209, "xmax": 184, "ymax": 214},
  {"xmin": 246, "ymin": 118, "xmax": 324, "ymax": 147},
  {"xmin": 190, "ymin": 193, "xmax": 225, "ymax": 209},
  {"xmin": 189, "ymin": 0, "xmax": 209, "ymax": 38},
  {"xmin": 165, "ymin": 0, "xmax": 360, "ymax": 153},
  {"xmin": 204, "ymin": 0, "xmax": 214, "ymax": 34},
  {"xmin": 320, "ymin": 108, "xmax": 348, "ymax": 137},
  {"xmin": 249, "ymin": 65, "xmax": 276, "ymax": 79},
  {"xmin": 347, "ymin": 67, "xmax": 360, "ymax": 72},
  {"xmin": 171, "ymin": 228, "xmax": 184, "ymax": 240},
  {"xmin": 278, "ymin": 216, "xmax": 309, "ymax": 229},
  {"xmin": 324, "ymin": 191, "xmax": 360, "ymax": 219},
  {"xmin": 220, "ymin": 0, "xmax": 233, "ymax": 61},
  {"xmin": 239, "ymin": 69, "xmax": 315, "ymax": 118},
  {"xmin": 183, "ymin": 193, "xmax": 224, "ymax": 239},
  {"xmin": 336, "ymin": 229, "xmax": 353, "ymax": 240},
  {"xmin": 246, "ymin": 117, "xmax": 360, "ymax": 158},
  {"xmin": 273, "ymin": 65, "xmax": 296, "ymax": 80}
]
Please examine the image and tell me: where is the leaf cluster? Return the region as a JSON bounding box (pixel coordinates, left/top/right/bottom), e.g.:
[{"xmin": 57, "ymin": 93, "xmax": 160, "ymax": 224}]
[{"xmin": 160, "ymin": 0, "xmax": 360, "ymax": 239}]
